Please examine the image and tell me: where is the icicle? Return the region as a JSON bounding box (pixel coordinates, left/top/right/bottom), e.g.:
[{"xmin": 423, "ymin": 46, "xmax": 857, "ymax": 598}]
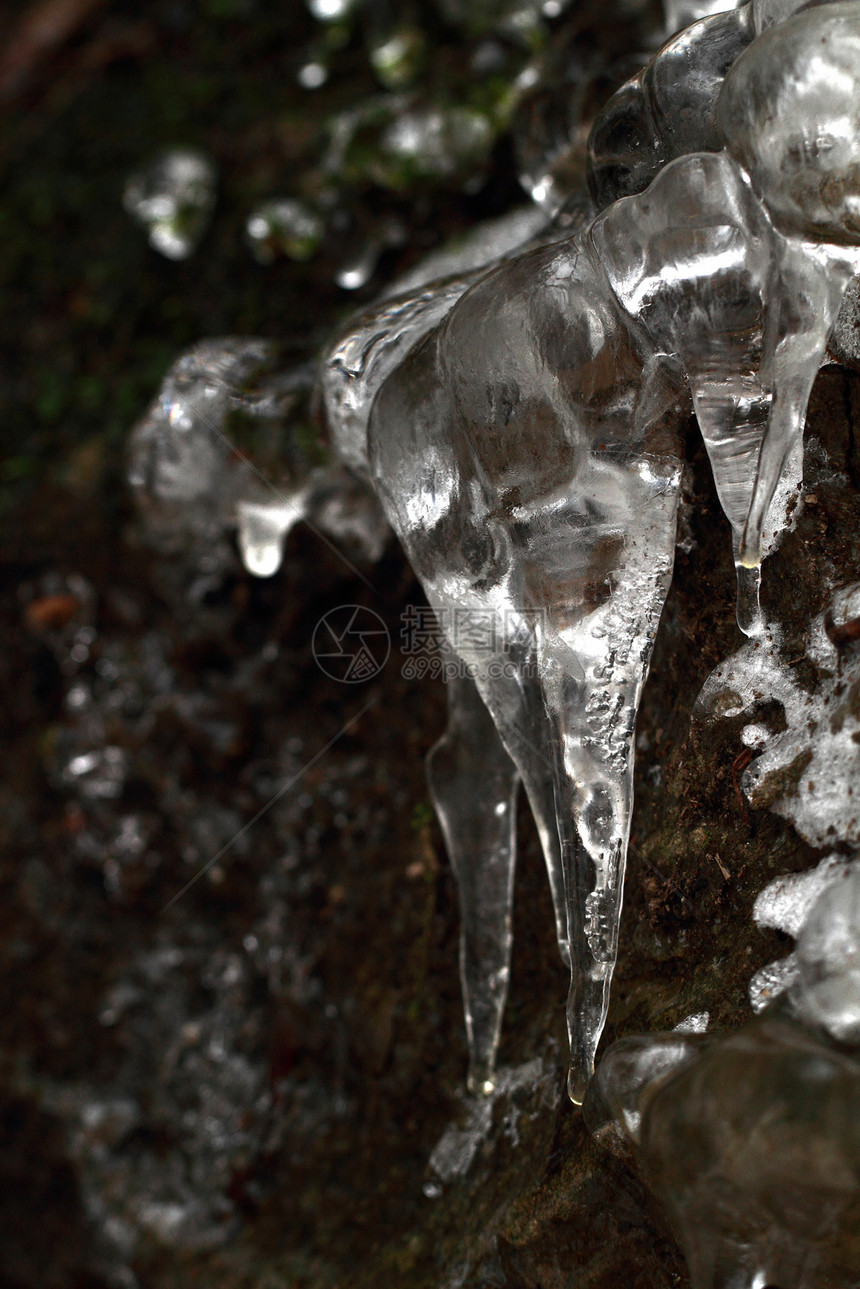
[
  {"xmin": 320, "ymin": 4, "xmax": 860, "ymax": 1103},
  {"xmin": 235, "ymin": 499, "xmax": 307, "ymax": 578}
]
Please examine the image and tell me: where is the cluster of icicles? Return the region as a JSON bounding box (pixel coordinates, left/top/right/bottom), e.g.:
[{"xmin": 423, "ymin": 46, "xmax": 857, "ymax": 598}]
[{"xmin": 131, "ymin": 3, "xmax": 860, "ymax": 1285}]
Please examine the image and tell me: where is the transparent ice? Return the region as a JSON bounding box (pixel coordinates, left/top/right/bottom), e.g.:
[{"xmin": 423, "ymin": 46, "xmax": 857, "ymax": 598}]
[
  {"xmin": 584, "ymin": 873, "xmax": 860, "ymax": 1289},
  {"xmin": 129, "ymin": 339, "xmax": 387, "ymax": 581},
  {"xmin": 123, "ymin": 149, "xmax": 217, "ymax": 261},
  {"xmin": 589, "ymin": 0, "xmax": 860, "ymax": 615},
  {"xmin": 323, "ymin": 4, "xmax": 860, "ymax": 1101},
  {"xmin": 512, "ymin": 0, "xmax": 745, "ymax": 219},
  {"xmin": 586, "ymin": 0, "xmax": 838, "ymax": 213}
]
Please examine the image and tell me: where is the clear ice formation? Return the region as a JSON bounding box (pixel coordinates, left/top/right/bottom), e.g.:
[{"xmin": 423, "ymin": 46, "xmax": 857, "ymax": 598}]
[
  {"xmin": 512, "ymin": 0, "xmax": 745, "ymax": 219},
  {"xmin": 129, "ymin": 339, "xmax": 387, "ymax": 580},
  {"xmin": 583, "ymin": 872, "xmax": 860, "ymax": 1289},
  {"xmin": 123, "ymin": 149, "xmax": 217, "ymax": 261},
  {"xmin": 587, "ymin": 0, "xmax": 860, "ymax": 606},
  {"xmin": 589, "ymin": 0, "xmax": 777, "ymax": 209},
  {"xmin": 322, "ymin": 4, "xmax": 860, "ymax": 1102},
  {"xmin": 585, "ymin": 0, "xmax": 850, "ymax": 214}
]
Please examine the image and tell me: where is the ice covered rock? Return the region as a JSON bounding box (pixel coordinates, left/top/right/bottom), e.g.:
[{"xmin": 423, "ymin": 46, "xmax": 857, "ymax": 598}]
[
  {"xmin": 322, "ymin": 3, "xmax": 860, "ymax": 1101},
  {"xmin": 698, "ymin": 583, "xmax": 860, "ymax": 852},
  {"xmin": 585, "ymin": 871, "xmax": 860, "ymax": 1288}
]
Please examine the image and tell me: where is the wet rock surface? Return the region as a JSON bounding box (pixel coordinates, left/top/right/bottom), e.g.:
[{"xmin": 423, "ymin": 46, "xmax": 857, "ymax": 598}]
[{"xmin": 2, "ymin": 3, "xmax": 860, "ymax": 1287}]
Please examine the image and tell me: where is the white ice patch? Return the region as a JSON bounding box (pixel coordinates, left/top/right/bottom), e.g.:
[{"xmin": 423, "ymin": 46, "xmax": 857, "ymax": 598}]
[
  {"xmin": 673, "ymin": 1011, "xmax": 710, "ymax": 1033},
  {"xmin": 750, "ymin": 857, "xmax": 860, "ymax": 1015},
  {"xmin": 749, "ymin": 954, "xmax": 800, "ymax": 1013},
  {"xmin": 754, "ymin": 854, "xmax": 854, "ymax": 938},
  {"xmin": 696, "ymin": 597, "xmax": 860, "ymax": 850}
]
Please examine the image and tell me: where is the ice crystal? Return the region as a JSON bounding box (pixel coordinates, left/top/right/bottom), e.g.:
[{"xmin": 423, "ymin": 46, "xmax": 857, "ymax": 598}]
[{"xmin": 123, "ymin": 0, "xmax": 860, "ymax": 1112}]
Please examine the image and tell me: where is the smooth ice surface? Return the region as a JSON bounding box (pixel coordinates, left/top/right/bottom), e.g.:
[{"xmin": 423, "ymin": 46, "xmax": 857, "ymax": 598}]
[
  {"xmin": 587, "ymin": 0, "xmax": 860, "ymax": 595},
  {"xmin": 376, "ymin": 205, "xmax": 552, "ymax": 302},
  {"xmin": 717, "ymin": 6, "xmax": 860, "ymax": 564},
  {"xmin": 323, "ymin": 277, "xmax": 478, "ymax": 476},
  {"xmin": 322, "ymin": 2, "xmax": 860, "ymax": 1100},
  {"xmin": 359, "ymin": 229, "xmax": 688, "ymax": 1103},
  {"xmin": 123, "ymin": 149, "xmax": 216, "ymax": 261},
  {"xmin": 587, "ymin": 1010, "xmax": 860, "ymax": 1289},
  {"xmin": 324, "ymin": 204, "xmax": 560, "ymax": 476},
  {"xmin": 427, "ymin": 673, "xmax": 521, "ymax": 1095},
  {"xmin": 512, "ymin": 1, "xmax": 744, "ymax": 223},
  {"xmin": 586, "ymin": 0, "xmax": 839, "ymax": 213},
  {"xmin": 587, "ymin": 3, "xmax": 754, "ymax": 210},
  {"xmin": 588, "ymin": 861, "xmax": 860, "ymax": 1287},
  {"xmin": 584, "ymin": 1032, "xmax": 707, "ymax": 1151}
]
